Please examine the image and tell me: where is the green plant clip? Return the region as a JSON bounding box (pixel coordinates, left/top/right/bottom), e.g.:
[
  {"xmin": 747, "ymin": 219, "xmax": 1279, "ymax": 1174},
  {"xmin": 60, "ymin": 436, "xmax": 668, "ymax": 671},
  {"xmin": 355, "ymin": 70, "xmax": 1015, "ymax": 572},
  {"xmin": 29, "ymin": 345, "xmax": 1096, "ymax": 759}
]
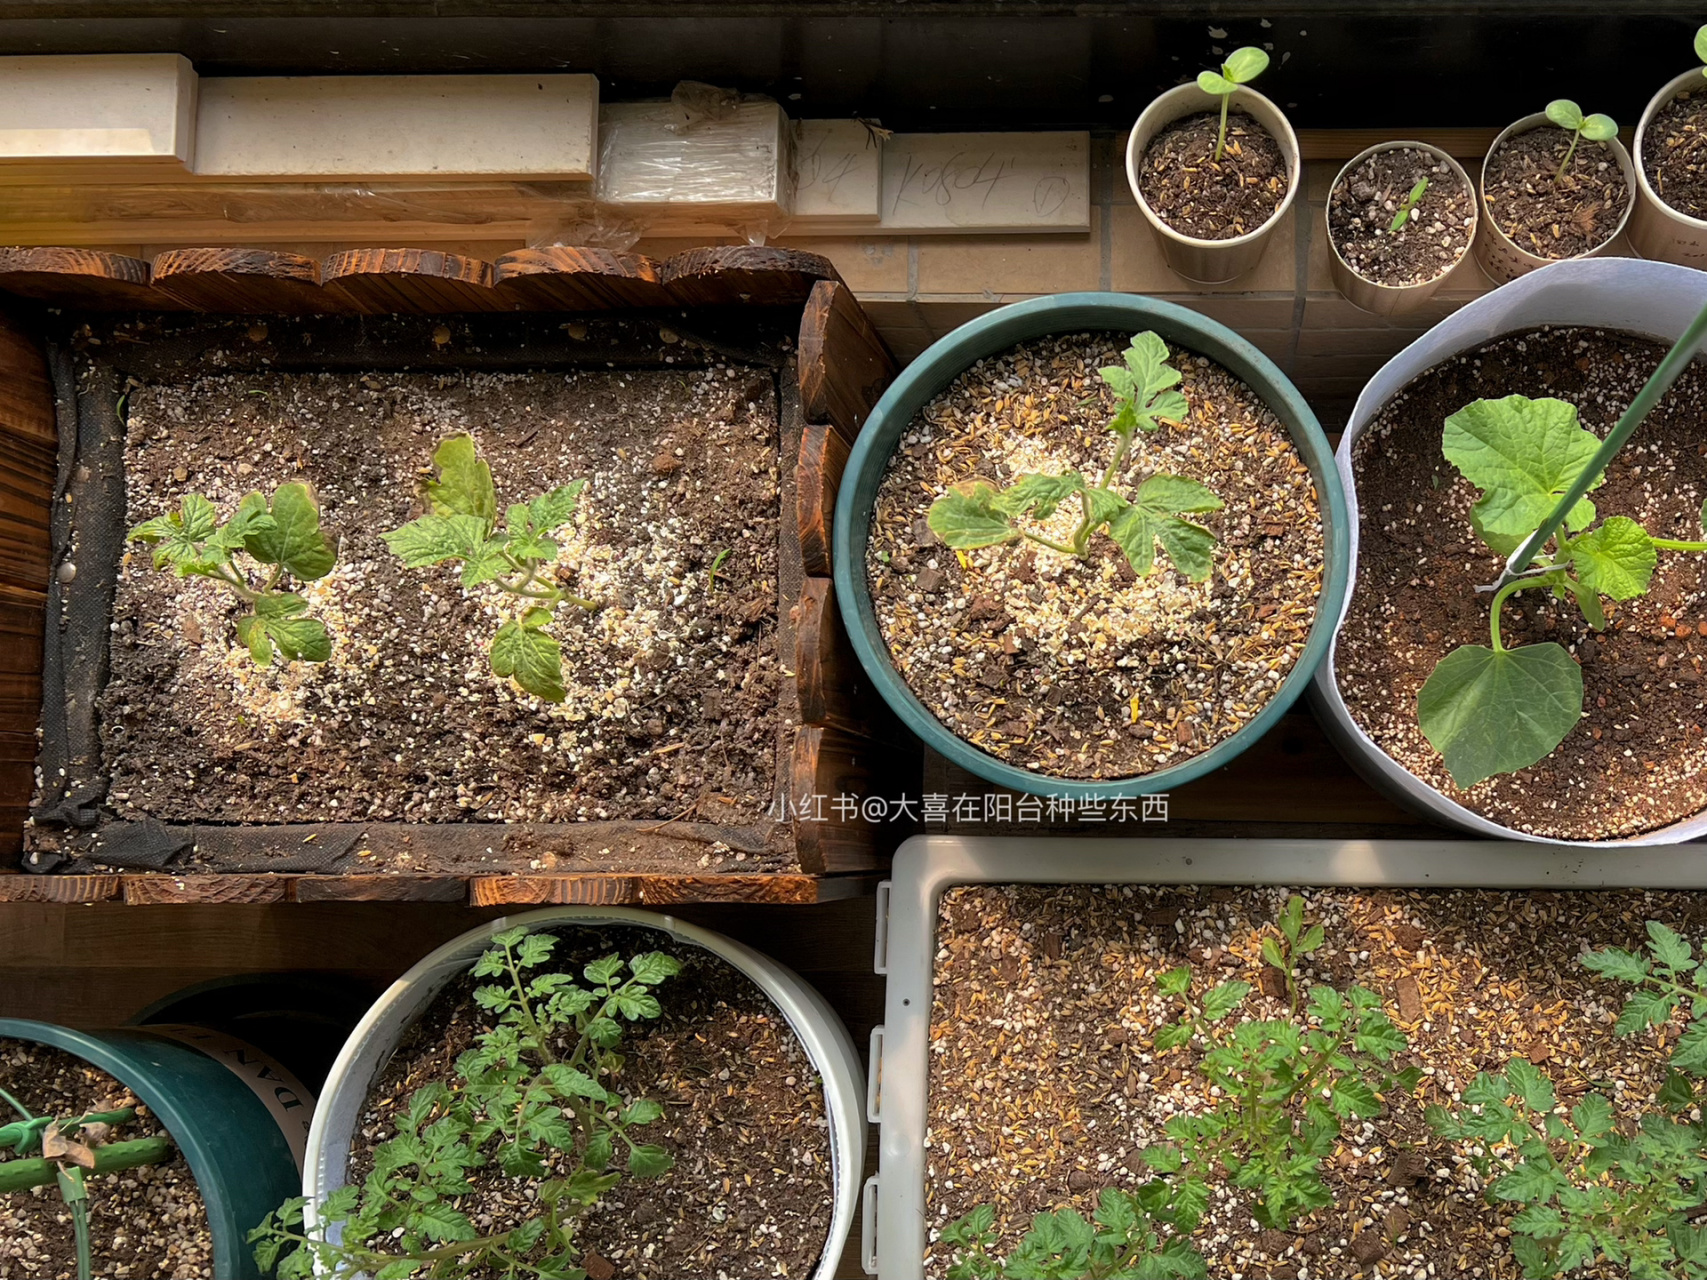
[
  {"xmin": 1196, "ymin": 46, "xmax": 1271, "ymax": 163},
  {"xmin": 127, "ymin": 482, "xmax": 338, "ymax": 665},
  {"xmin": 382, "ymin": 434, "xmax": 595, "ymax": 703},
  {"xmin": 926, "ymin": 332, "xmax": 1223, "ymax": 582}
]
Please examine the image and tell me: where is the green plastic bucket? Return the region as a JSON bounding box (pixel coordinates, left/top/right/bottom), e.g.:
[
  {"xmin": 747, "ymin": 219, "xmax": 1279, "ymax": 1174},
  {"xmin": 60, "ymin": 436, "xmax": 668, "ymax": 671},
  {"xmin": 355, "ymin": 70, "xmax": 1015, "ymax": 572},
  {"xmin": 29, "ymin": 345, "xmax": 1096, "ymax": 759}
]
[
  {"xmin": 0, "ymin": 1018, "xmax": 305, "ymax": 1279},
  {"xmin": 832, "ymin": 291, "xmax": 1349, "ymax": 798}
]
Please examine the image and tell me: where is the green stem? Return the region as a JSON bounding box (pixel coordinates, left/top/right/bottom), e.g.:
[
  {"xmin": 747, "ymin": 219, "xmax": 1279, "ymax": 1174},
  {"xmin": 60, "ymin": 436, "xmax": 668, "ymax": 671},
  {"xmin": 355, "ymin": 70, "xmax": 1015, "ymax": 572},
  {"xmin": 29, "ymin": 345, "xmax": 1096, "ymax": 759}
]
[
  {"xmin": 1653, "ymin": 538, "xmax": 1707, "ymax": 553},
  {"xmin": 1215, "ymin": 93, "xmax": 1229, "ymax": 162},
  {"xmin": 1556, "ymin": 128, "xmax": 1581, "ymax": 181},
  {"xmin": 504, "ymin": 940, "xmax": 555, "ymax": 1065},
  {"xmin": 0, "ymin": 1086, "xmax": 35, "ymax": 1124},
  {"xmin": 1498, "ymin": 296, "xmax": 1707, "ymax": 589},
  {"xmin": 1021, "ymin": 529, "xmax": 1083, "ymax": 557},
  {"xmin": 1487, "ymin": 575, "xmax": 1560, "ymax": 652},
  {"xmin": 211, "ymin": 565, "xmax": 259, "ymax": 602}
]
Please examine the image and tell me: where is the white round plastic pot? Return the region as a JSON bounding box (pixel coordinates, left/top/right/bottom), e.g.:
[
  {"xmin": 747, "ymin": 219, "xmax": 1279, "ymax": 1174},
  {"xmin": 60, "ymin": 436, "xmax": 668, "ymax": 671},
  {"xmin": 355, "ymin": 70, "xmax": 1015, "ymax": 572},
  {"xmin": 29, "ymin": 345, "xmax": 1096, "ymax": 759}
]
[
  {"xmin": 1475, "ymin": 113, "xmax": 1635, "ymax": 284},
  {"xmin": 303, "ymin": 906, "xmax": 865, "ymax": 1280},
  {"xmin": 1308, "ymin": 256, "xmax": 1707, "ymax": 845},
  {"xmin": 1326, "ymin": 141, "xmax": 1479, "ymax": 317},
  {"xmin": 1631, "ymin": 69, "xmax": 1707, "ymax": 267},
  {"xmin": 1125, "ymin": 82, "xmax": 1301, "ymax": 284}
]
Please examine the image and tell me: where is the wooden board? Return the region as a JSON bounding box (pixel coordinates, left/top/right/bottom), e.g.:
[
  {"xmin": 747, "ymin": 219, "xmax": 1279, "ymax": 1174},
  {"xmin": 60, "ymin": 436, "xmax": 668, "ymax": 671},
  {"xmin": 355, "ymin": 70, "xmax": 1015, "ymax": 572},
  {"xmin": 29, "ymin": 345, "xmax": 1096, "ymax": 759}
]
[
  {"xmin": 798, "ymin": 279, "xmax": 896, "ymax": 444},
  {"xmin": 320, "ymin": 248, "xmax": 504, "ymax": 314},
  {"xmin": 0, "ymin": 247, "xmax": 172, "ymax": 310},
  {"xmin": 493, "ymin": 247, "xmax": 671, "ymax": 310},
  {"xmin": 796, "ymin": 423, "xmax": 849, "ymax": 580},
  {"xmin": 150, "ymin": 247, "xmax": 342, "ymax": 314},
  {"xmin": 661, "ymin": 246, "xmax": 841, "ymax": 309}
]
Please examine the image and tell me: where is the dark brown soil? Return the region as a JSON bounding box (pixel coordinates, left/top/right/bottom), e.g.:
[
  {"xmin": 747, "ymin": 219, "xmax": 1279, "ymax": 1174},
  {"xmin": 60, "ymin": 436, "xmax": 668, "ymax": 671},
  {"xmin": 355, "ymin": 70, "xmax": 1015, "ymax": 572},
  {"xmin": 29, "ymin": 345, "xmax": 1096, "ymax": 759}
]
[
  {"xmin": 1337, "ymin": 327, "xmax": 1707, "ymax": 840},
  {"xmin": 866, "ymin": 332, "xmax": 1323, "ymax": 781},
  {"xmin": 1137, "ymin": 110, "xmax": 1289, "ymax": 241},
  {"xmin": 1643, "ymin": 87, "xmax": 1707, "ymax": 221},
  {"xmin": 103, "ymin": 367, "xmax": 783, "ymax": 828},
  {"xmin": 1482, "ymin": 125, "xmax": 1631, "ymax": 260},
  {"xmin": 926, "ymin": 884, "xmax": 1707, "ymax": 1280},
  {"xmin": 348, "ymin": 926, "xmax": 833, "ymax": 1280},
  {"xmin": 0, "ymin": 1041, "xmax": 212, "ymax": 1280},
  {"xmin": 1328, "ymin": 148, "xmax": 1475, "ymax": 288}
]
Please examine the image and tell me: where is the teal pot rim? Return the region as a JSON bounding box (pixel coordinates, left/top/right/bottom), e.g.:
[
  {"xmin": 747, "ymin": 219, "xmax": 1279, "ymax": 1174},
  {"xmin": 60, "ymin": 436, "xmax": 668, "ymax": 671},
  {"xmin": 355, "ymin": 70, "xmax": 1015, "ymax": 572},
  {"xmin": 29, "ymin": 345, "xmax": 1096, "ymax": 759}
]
[
  {"xmin": 0, "ymin": 1018, "xmax": 301, "ymax": 1279},
  {"xmin": 832, "ymin": 291, "xmax": 1350, "ymax": 798}
]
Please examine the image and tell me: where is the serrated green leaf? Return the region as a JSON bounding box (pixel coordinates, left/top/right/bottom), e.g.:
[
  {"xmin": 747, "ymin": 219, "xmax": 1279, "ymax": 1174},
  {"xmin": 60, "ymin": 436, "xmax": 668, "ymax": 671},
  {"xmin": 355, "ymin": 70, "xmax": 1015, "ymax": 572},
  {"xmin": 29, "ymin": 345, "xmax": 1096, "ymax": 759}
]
[
  {"xmin": 1157, "ymin": 968, "xmax": 1192, "ymax": 997},
  {"xmin": 541, "ymin": 1064, "xmax": 610, "ymax": 1102},
  {"xmin": 928, "ymin": 480, "xmax": 1020, "ymax": 550},
  {"xmin": 622, "ymin": 1098, "xmax": 664, "ymax": 1126},
  {"xmin": 1106, "ymin": 474, "xmax": 1222, "ymax": 581},
  {"xmin": 1617, "ymin": 987, "xmax": 1679, "ymax": 1037},
  {"xmin": 1660, "ymin": 1067, "xmax": 1698, "ymax": 1110},
  {"xmin": 245, "ymin": 483, "xmax": 335, "ymax": 580},
  {"xmin": 628, "ymin": 952, "xmax": 682, "ymax": 986},
  {"xmin": 1201, "ymin": 981, "xmax": 1251, "ymax": 1021},
  {"xmin": 1510, "ymin": 1234, "xmax": 1555, "ymax": 1280},
  {"xmin": 1567, "ymin": 517, "xmax": 1656, "ymax": 601},
  {"xmin": 423, "ymin": 434, "xmax": 497, "ymax": 526},
  {"xmin": 1416, "ymin": 641, "xmax": 1583, "ymax": 788},
  {"xmin": 410, "ymin": 1199, "xmax": 476, "ymax": 1244},
  {"xmin": 1442, "ymin": 396, "xmax": 1602, "ymax": 542},
  {"xmin": 562, "ymin": 1167, "xmax": 621, "ymax": 1203},
  {"xmin": 490, "ymin": 617, "xmax": 565, "ymax": 702},
  {"xmin": 235, "ymin": 602, "xmax": 330, "ymax": 664},
  {"xmin": 584, "ymin": 1129, "xmax": 612, "ymax": 1172},
  {"xmin": 1353, "ymin": 1014, "xmax": 1407, "ymax": 1057},
  {"xmin": 1506, "ymin": 1057, "xmax": 1556, "ymax": 1113},
  {"xmin": 1647, "ymin": 920, "xmax": 1694, "ymax": 972},
  {"xmin": 992, "ymin": 472, "xmax": 1088, "ymax": 521},
  {"xmin": 382, "ymin": 512, "xmax": 499, "ymax": 569},
  {"xmin": 1571, "ymin": 1092, "xmax": 1614, "ymax": 1140},
  {"xmin": 1113, "ymin": 333, "xmax": 1190, "ymax": 436},
  {"xmin": 1143, "ymin": 1143, "xmax": 1183, "ymax": 1173},
  {"xmin": 529, "ymin": 480, "xmax": 585, "ymax": 536},
  {"xmin": 1222, "ymin": 46, "xmax": 1270, "ymax": 82},
  {"xmin": 1581, "ymin": 946, "xmax": 1649, "ymax": 984},
  {"xmin": 129, "ymin": 493, "xmax": 230, "ymax": 576},
  {"xmin": 628, "ymin": 1143, "xmax": 673, "ymax": 1177},
  {"xmin": 1330, "ymin": 1078, "xmax": 1380, "ymax": 1117},
  {"xmin": 1492, "ymin": 1158, "xmax": 1567, "ymax": 1203},
  {"xmin": 1155, "ymin": 1022, "xmax": 1195, "ymax": 1051}
]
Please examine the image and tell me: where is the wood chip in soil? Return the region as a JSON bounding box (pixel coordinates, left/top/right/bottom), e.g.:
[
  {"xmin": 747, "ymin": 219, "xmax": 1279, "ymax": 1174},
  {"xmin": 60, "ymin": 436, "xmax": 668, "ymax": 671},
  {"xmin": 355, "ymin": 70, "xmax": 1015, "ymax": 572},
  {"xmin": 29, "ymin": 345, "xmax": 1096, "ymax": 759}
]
[
  {"xmin": 926, "ymin": 884, "xmax": 1707, "ymax": 1280},
  {"xmin": 1138, "ymin": 111, "xmax": 1289, "ymax": 241},
  {"xmin": 1642, "ymin": 87, "xmax": 1707, "ymax": 221},
  {"xmin": 99, "ymin": 366, "xmax": 783, "ymax": 829},
  {"xmin": 1337, "ymin": 326, "xmax": 1707, "ymax": 840},
  {"xmin": 1482, "ymin": 126, "xmax": 1630, "ymax": 260},
  {"xmin": 1328, "ymin": 147, "xmax": 1475, "ymax": 289},
  {"xmin": 0, "ymin": 1041, "xmax": 212, "ymax": 1280},
  {"xmin": 349, "ymin": 926, "xmax": 832, "ymax": 1280},
  {"xmin": 866, "ymin": 332, "xmax": 1322, "ymax": 780}
]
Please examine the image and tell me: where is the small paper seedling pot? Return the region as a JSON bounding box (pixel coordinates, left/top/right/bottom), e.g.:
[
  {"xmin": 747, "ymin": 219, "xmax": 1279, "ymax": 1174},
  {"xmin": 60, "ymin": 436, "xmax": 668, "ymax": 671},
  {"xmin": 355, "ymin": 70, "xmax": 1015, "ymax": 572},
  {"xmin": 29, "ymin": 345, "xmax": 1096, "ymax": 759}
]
[{"xmin": 1327, "ymin": 141, "xmax": 1479, "ymax": 317}]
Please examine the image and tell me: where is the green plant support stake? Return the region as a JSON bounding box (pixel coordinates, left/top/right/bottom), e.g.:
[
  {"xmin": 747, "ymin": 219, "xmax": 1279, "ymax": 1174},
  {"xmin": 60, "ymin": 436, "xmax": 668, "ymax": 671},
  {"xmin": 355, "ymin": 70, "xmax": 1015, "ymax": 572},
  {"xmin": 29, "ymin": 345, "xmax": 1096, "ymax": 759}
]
[{"xmin": 1490, "ymin": 295, "xmax": 1707, "ymax": 595}]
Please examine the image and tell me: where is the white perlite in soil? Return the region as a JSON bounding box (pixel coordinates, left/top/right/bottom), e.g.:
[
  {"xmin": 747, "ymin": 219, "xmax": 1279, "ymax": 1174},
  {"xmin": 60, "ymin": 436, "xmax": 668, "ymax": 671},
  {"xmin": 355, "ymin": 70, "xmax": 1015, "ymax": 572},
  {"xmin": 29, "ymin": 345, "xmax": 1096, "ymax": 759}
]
[{"xmin": 101, "ymin": 366, "xmax": 782, "ymax": 826}]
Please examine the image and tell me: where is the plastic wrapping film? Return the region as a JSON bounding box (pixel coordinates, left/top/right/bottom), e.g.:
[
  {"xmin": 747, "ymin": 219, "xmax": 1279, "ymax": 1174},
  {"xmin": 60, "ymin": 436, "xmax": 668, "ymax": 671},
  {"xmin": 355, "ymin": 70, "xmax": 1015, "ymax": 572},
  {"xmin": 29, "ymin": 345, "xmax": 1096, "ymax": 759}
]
[{"xmin": 588, "ymin": 81, "xmax": 795, "ymax": 245}]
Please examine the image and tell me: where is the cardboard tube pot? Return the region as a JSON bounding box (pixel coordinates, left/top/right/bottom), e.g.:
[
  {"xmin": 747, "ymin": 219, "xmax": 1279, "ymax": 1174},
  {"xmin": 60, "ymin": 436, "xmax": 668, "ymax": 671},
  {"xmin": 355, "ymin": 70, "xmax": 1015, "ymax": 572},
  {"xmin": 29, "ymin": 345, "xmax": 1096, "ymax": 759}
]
[
  {"xmin": 1125, "ymin": 81, "xmax": 1301, "ymax": 284},
  {"xmin": 0, "ymin": 1019, "xmax": 312, "ymax": 1280},
  {"xmin": 1309, "ymin": 256, "xmax": 1707, "ymax": 845},
  {"xmin": 303, "ymin": 906, "xmax": 866, "ymax": 1280},
  {"xmin": 1631, "ymin": 69, "xmax": 1707, "ymax": 267},
  {"xmin": 1475, "ymin": 112, "xmax": 1635, "ymax": 284},
  {"xmin": 832, "ymin": 291, "xmax": 1347, "ymax": 800},
  {"xmin": 1327, "ymin": 142, "xmax": 1479, "ymax": 317}
]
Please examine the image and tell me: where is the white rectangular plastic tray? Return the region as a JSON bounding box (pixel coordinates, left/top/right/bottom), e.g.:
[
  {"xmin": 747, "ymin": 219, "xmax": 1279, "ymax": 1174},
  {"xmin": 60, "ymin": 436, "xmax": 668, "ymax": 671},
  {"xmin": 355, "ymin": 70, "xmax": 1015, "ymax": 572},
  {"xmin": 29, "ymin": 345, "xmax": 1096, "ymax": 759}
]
[{"xmin": 863, "ymin": 835, "xmax": 1707, "ymax": 1277}]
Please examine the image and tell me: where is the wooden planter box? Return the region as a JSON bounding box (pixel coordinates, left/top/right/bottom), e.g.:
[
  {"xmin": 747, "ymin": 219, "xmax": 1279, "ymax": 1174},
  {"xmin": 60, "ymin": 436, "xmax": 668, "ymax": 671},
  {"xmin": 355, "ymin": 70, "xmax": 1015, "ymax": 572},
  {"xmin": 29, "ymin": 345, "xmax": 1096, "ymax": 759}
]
[{"xmin": 0, "ymin": 244, "xmax": 915, "ymax": 906}]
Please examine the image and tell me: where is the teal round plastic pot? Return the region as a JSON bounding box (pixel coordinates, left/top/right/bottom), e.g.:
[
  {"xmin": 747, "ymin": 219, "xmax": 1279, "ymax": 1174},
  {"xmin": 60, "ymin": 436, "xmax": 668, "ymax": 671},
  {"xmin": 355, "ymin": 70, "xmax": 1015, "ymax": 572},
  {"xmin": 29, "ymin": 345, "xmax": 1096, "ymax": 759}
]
[
  {"xmin": 832, "ymin": 292, "xmax": 1349, "ymax": 798},
  {"xmin": 0, "ymin": 1019, "xmax": 303, "ymax": 1279}
]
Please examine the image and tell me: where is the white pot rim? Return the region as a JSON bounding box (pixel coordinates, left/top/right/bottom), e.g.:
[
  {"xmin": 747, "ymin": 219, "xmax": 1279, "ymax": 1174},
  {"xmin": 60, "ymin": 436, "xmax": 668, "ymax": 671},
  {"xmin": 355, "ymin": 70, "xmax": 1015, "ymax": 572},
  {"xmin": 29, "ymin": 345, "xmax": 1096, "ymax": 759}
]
[
  {"xmin": 1635, "ymin": 68, "xmax": 1707, "ymax": 230},
  {"xmin": 1326, "ymin": 140, "xmax": 1478, "ymax": 294},
  {"xmin": 1480, "ymin": 112, "xmax": 1636, "ymax": 267},
  {"xmin": 1124, "ymin": 82, "xmax": 1301, "ymax": 251}
]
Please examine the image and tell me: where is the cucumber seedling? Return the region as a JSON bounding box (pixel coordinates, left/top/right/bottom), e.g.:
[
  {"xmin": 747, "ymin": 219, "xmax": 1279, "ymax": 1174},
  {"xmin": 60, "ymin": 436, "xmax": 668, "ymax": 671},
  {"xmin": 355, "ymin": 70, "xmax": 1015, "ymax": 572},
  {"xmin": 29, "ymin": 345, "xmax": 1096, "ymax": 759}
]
[
  {"xmin": 1196, "ymin": 46, "xmax": 1271, "ymax": 163},
  {"xmin": 127, "ymin": 482, "xmax": 337, "ymax": 664},
  {"xmin": 382, "ymin": 435, "xmax": 594, "ymax": 704},
  {"xmin": 927, "ymin": 332, "xmax": 1224, "ymax": 582},
  {"xmin": 1415, "ymin": 298, "xmax": 1707, "ymax": 788},
  {"xmin": 1544, "ymin": 100, "xmax": 1618, "ymax": 181}
]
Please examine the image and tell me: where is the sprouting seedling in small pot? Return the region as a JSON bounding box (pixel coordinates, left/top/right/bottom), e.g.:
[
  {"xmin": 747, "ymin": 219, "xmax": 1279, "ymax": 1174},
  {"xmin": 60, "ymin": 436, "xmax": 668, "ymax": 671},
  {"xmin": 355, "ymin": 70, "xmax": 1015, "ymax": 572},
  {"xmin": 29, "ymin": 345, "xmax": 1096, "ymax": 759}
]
[
  {"xmin": 382, "ymin": 434, "xmax": 595, "ymax": 704},
  {"xmin": 127, "ymin": 482, "xmax": 338, "ymax": 664},
  {"xmin": 1389, "ymin": 176, "xmax": 1430, "ymax": 233},
  {"xmin": 927, "ymin": 332, "xmax": 1223, "ymax": 582},
  {"xmin": 1544, "ymin": 100, "xmax": 1618, "ymax": 181},
  {"xmin": 1196, "ymin": 46, "xmax": 1270, "ymax": 163},
  {"xmin": 1415, "ymin": 297, "xmax": 1707, "ymax": 789}
]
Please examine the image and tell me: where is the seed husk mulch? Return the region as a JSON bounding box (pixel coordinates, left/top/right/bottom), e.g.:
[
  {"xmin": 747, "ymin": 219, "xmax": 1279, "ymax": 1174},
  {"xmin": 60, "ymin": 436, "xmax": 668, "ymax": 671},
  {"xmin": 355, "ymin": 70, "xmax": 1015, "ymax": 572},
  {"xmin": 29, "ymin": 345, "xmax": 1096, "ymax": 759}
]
[
  {"xmin": 866, "ymin": 332, "xmax": 1323, "ymax": 781},
  {"xmin": 1643, "ymin": 88, "xmax": 1707, "ymax": 221},
  {"xmin": 1337, "ymin": 326, "xmax": 1707, "ymax": 840},
  {"xmin": 1138, "ymin": 110, "xmax": 1290, "ymax": 241},
  {"xmin": 926, "ymin": 884, "xmax": 1707, "ymax": 1280},
  {"xmin": 100, "ymin": 366, "xmax": 783, "ymax": 832},
  {"xmin": 1482, "ymin": 127, "xmax": 1631, "ymax": 260},
  {"xmin": 0, "ymin": 1041, "xmax": 212, "ymax": 1280},
  {"xmin": 348, "ymin": 926, "xmax": 833, "ymax": 1280},
  {"xmin": 1328, "ymin": 148, "xmax": 1475, "ymax": 289}
]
